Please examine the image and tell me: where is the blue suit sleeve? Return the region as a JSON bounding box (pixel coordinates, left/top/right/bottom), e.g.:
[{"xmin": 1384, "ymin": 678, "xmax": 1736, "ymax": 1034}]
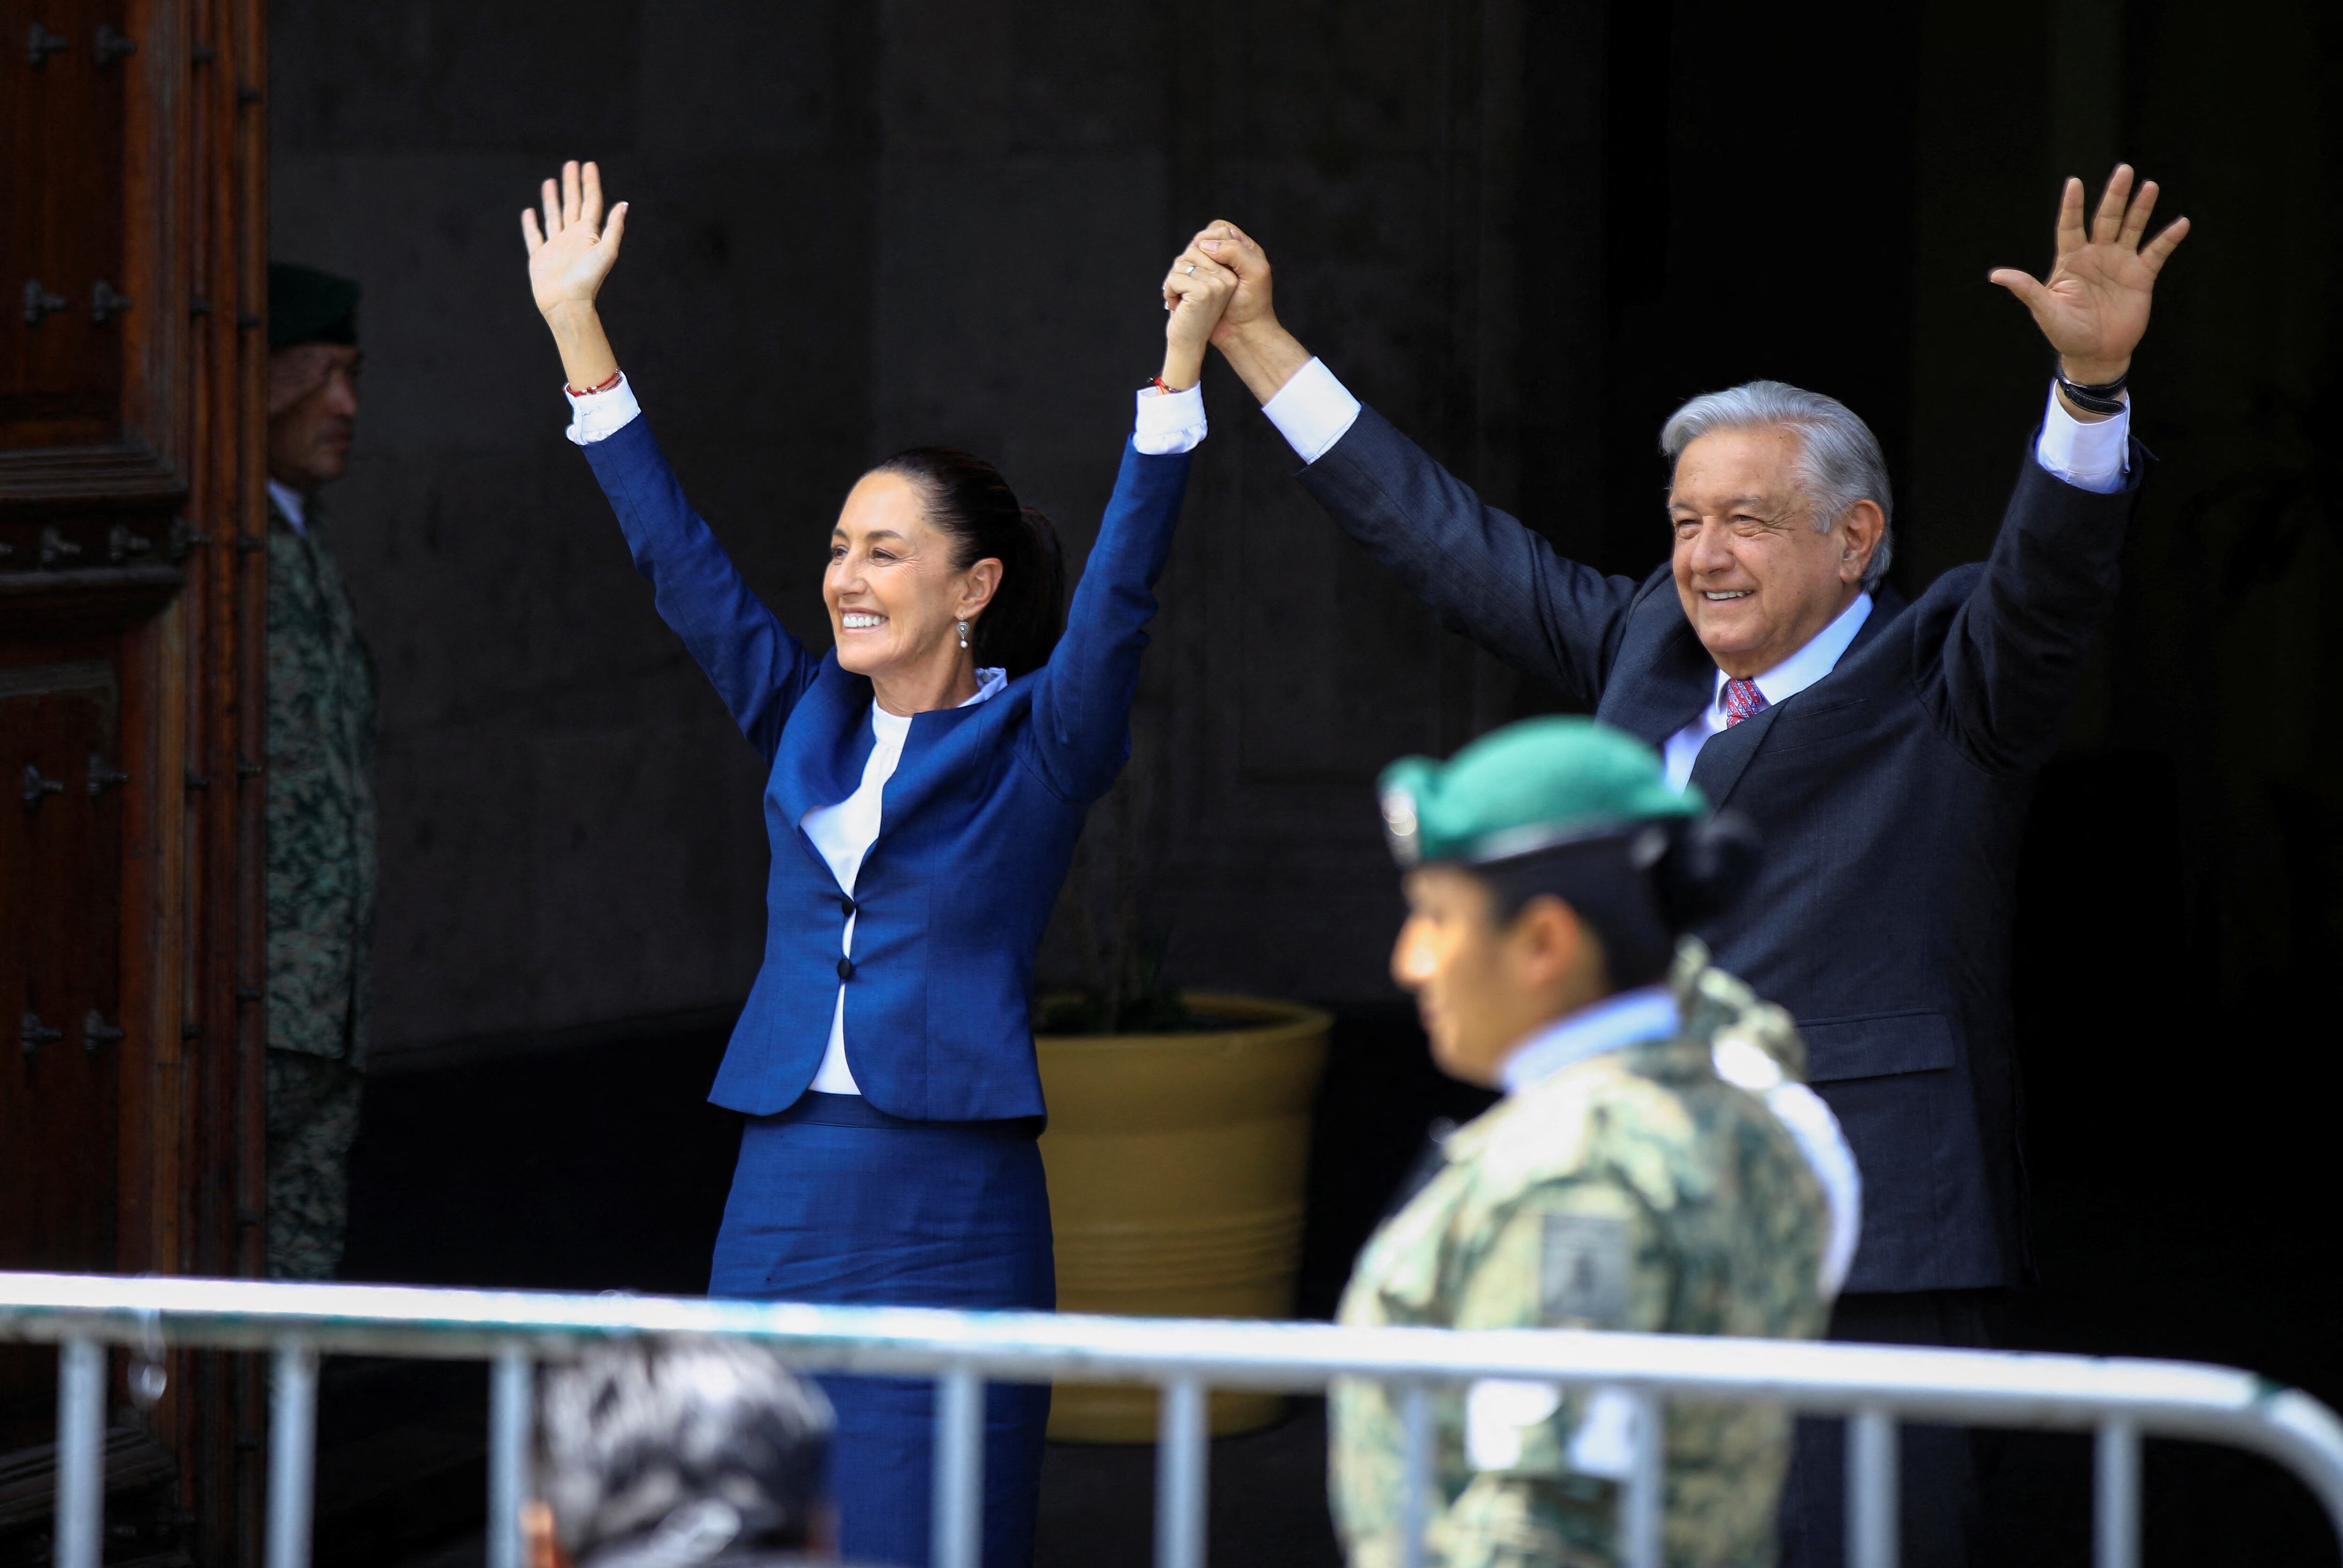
[
  {"xmin": 1021, "ymin": 440, "xmax": 1193, "ymax": 802},
  {"xmin": 581, "ymin": 416, "xmax": 819, "ymax": 762},
  {"xmin": 1295, "ymin": 405, "xmax": 1644, "ymax": 710}
]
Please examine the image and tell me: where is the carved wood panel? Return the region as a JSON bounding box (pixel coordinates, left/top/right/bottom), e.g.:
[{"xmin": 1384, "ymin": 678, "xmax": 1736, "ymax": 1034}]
[
  {"xmin": 0, "ymin": 0, "xmax": 268, "ymax": 1556},
  {"xmin": 0, "ymin": 0, "xmax": 133, "ymax": 449},
  {"xmin": 0, "ymin": 665, "xmax": 124, "ymax": 1446}
]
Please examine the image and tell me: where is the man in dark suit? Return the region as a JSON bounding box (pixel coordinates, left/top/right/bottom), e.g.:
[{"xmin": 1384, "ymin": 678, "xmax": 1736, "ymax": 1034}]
[{"xmin": 1183, "ymin": 168, "xmax": 2188, "ymax": 1565}]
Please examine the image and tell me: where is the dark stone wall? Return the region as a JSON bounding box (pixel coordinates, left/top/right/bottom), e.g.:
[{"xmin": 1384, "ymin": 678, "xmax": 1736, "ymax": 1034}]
[
  {"xmin": 270, "ymin": 0, "xmax": 1559, "ymax": 1060},
  {"xmin": 281, "ymin": 4, "xmax": 2343, "ymax": 1553},
  {"xmin": 272, "ymin": 0, "xmax": 2343, "ymax": 1097},
  {"xmin": 270, "ymin": 1, "xmax": 883, "ymax": 1057}
]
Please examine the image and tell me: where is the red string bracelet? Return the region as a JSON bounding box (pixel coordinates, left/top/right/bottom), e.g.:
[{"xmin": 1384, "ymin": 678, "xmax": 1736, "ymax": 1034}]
[
  {"xmin": 1151, "ymin": 375, "xmax": 1192, "ymax": 395},
  {"xmin": 567, "ymin": 369, "xmax": 623, "ymax": 397}
]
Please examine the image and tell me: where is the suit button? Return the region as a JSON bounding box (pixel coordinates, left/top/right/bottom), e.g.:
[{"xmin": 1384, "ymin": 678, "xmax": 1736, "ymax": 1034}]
[
  {"xmin": 837, "ymin": 957, "xmax": 856, "ymax": 980},
  {"xmin": 839, "ymin": 896, "xmax": 856, "ymax": 917}
]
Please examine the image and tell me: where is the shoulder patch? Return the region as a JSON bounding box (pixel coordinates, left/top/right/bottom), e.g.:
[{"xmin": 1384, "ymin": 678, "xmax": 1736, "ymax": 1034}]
[{"xmin": 1539, "ymin": 1213, "xmax": 1630, "ymax": 1328}]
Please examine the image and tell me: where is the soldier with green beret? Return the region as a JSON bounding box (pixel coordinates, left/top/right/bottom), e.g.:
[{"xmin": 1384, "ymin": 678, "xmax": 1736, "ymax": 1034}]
[
  {"xmin": 1331, "ymin": 716, "xmax": 1860, "ymax": 1568},
  {"xmin": 263, "ymin": 262, "xmax": 375, "ymax": 1280}
]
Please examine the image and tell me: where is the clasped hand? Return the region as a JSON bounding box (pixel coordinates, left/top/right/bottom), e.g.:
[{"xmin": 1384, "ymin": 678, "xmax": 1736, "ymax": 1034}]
[{"xmin": 1157, "ymin": 239, "xmax": 1239, "ymax": 392}]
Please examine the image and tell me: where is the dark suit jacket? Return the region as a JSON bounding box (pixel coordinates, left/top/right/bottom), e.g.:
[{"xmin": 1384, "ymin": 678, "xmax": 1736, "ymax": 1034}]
[
  {"xmin": 1300, "ymin": 406, "xmax": 2143, "ymax": 1292},
  {"xmin": 582, "ymin": 417, "xmax": 1191, "ymax": 1121}
]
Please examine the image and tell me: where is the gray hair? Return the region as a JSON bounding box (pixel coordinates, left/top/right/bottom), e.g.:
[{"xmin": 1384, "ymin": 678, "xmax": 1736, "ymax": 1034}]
[
  {"xmin": 537, "ymin": 1337, "xmax": 834, "ymax": 1568},
  {"xmin": 1658, "ymin": 380, "xmax": 1895, "ymax": 592}
]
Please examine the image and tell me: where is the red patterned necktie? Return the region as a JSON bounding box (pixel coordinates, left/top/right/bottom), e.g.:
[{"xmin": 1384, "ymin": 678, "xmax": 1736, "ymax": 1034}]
[{"xmin": 1722, "ymin": 677, "xmax": 1769, "ymax": 727}]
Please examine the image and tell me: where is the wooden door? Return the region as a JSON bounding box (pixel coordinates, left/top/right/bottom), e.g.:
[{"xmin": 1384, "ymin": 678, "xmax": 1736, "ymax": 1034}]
[
  {"xmin": 0, "ymin": 665, "xmax": 127, "ymax": 1286},
  {"xmin": 0, "ymin": 0, "xmax": 269, "ymax": 1559}
]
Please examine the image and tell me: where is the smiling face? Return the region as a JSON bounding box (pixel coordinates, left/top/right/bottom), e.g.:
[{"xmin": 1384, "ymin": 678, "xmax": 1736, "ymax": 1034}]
[
  {"xmin": 1668, "ymin": 426, "xmax": 1881, "ymax": 679},
  {"xmin": 825, "ymin": 471, "xmax": 1000, "ymax": 691},
  {"xmin": 1389, "ymin": 865, "xmax": 1606, "ymax": 1088}
]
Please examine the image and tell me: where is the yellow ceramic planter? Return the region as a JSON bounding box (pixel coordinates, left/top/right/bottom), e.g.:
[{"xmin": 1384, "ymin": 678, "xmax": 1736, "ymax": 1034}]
[{"xmin": 1035, "ymin": 992, "xmax": 1332, "ymax": 1443}]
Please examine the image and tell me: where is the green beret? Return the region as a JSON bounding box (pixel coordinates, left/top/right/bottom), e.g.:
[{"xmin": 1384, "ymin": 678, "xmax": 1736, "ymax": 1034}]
[
  {"xmin": 1377, "ymin": 717, "xmax": 1705, "ymax": 868},
  {"xmin": 268, "ymin": 264, "xmax": 360, "ymax": 350}
]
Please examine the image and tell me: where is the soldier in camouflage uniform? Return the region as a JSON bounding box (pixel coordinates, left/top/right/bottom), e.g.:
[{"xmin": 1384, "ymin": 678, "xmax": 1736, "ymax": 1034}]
[
  {"xmin": 263, "ymin": 265, "xmax": 377, "ymax": 1280},
  {"xmin": 1333, "ymin": 717, "xmax": 1860, "ymax": 1568}
]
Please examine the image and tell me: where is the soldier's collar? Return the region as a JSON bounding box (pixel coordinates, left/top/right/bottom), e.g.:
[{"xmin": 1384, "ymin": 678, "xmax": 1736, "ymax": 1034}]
[{"xmin": 1495, "ymin": 985, "xmax": 1680, "ymax": 1095}]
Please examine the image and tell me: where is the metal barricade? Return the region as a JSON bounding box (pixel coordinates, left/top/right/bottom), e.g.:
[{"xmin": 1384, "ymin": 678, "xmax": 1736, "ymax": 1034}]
[{"xmin": 4, "ymin": 1270, "xmax": 2341, "ymax": 1568}]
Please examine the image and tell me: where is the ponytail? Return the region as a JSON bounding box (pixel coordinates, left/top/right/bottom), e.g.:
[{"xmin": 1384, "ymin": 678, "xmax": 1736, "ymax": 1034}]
[
  {"xmin": 1477, "ymin": 810, "xmax": 1762, "ymax": 990},
  {"xmin": 870, "ymin": 447, "xmax": 1067, "ymax": 677}
]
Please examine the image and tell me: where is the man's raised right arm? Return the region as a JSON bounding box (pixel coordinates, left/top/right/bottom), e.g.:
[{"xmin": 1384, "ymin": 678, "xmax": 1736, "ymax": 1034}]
[{"xmin": 1196, "ymin": 221, "xmax": 1643, "ymax": 710}]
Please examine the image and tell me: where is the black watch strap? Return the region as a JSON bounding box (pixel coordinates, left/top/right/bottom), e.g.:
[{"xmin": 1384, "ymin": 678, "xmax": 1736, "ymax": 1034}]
[{"xmin": 2054, "ymin": 364, "xmax": 2129, "ymax": 417}]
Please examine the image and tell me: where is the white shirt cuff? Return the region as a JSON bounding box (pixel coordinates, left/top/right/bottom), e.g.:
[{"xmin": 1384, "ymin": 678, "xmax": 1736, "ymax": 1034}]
[
  {"xmin": 564, "ymin": 372, "xmax": 644, "ymax": 446},
  {"xmin": 1261, "ymin": 357, "xmax": 1362, "ymax": 465},
  {"xmin": 2033, "ymin": 381, "xmax": 2129, "ymax": 493},
  {"xmin": 1134, "ymin": 382, "xmax": 1207, "ymax": 455}
]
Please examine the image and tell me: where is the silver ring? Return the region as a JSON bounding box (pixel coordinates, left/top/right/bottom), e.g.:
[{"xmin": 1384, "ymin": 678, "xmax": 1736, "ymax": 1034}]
[{"xmin": 1182, "ymin": 263, "xmax": 1197, "ymax": 275}]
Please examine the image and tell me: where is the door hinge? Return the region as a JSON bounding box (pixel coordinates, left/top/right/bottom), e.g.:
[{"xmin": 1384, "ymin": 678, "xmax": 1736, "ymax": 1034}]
[
  {"xmin": 37, "ymin": 524, "xmax": 81, "ymax": 566},
  {"xmin": 22, "ymin": 279, "xmax": 67, "ymax": 324},
  {"xmin": 169, "ymin": 515, "xmax": 214, "ymax": 559},
  {"xmin": 21, "ymin": 764, "xmax": 64, "ymax": 808},
  {"xmin": 19, "ymin": 1011, "xmax": 62, "ymax": 1057}
]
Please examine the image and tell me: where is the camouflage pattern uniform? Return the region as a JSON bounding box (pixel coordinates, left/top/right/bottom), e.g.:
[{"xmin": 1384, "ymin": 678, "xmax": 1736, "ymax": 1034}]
[
  {"xmin": 265, "ymin": 495, "xmax": 377, "ymax": 1279},
  {"xmin": 1330, "ymin": 959, "xmax": 1830, "ymax": 1568}
]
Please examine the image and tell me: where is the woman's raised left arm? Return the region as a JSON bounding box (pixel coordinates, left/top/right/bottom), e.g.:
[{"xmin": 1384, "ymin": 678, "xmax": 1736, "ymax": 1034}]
[
  {"xmin": 1022, "ymin": 242, "xmax": 1236, "ymax": 800},
  {"xmin": 523, "ymin": 161, "xmax": 817, "ymax": 762}
]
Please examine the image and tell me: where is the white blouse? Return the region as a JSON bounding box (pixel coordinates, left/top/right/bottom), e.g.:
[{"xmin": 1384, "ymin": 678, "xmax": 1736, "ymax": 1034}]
[{"xmin": 800, "ymin": 667, "xmax": 1007, "ymax": 1094}]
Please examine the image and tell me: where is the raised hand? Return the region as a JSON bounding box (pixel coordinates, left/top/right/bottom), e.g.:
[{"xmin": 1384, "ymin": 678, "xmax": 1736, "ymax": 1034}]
[
  {"xmin": 520, "ymin": 160, "xmax": 626, "ymax": 390},
  {"xmin": 522, "ymin": 160, "xmax": 629, "ymax": 316},
  {"xmin": 1989, "ymin": 165, "xmax": 2188, "ymax": 388},
  {"xmin": 1158, "ymin": 246, "xmax": 1238, "ymax": 391}
]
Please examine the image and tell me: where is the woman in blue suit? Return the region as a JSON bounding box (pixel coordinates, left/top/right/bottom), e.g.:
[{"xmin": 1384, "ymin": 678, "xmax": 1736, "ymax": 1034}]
[{"xmin": 519, "ymin": 162, "xmax": 1236, "ymax": 1566}]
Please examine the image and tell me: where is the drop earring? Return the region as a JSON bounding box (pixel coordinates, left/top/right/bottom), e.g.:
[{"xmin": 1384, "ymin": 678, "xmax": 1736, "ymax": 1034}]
[{"xmin": 956, "ymin": 620, "xmax": 970, "ymax": 650}]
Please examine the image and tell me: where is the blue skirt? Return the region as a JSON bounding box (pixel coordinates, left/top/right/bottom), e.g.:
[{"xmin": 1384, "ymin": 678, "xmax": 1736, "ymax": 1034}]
[{"xmin": 709, "ymin": 1091, "xmax": 1054, "ymax": 1568}]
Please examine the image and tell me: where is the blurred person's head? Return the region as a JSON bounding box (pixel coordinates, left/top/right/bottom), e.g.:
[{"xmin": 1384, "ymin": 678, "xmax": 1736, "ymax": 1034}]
[
  {"xmin": 526, "ymin": 1337, "xmax": 836, "ymax": 1568},
  {"xmin": 267, "ymin": 263, "xmax": 362, "ymax": 494},
  {"xmin": 1379, "ymin": 718, "xmax": 1758, "ymax": 1087}
]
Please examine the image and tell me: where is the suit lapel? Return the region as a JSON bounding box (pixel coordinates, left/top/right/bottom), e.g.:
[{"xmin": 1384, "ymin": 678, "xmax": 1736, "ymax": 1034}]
[
  {"xmin": 868, "ymin": 697, "xmax": 993, "ymax": 859},
  {"xmin": 1686, "ymin": 588, "xmax": 1901, "ymax": 806},
  {"xmin": 768, "ymin": 660, "xmax": 877, "ymax": 880},
  {"xmin": 1662, "ymin": 584, "xmax": 1909, "ymax": 805},
  {"xmin": 1598, "ymin": 612, "xmax": 1714, "ymax": 748},
  {"xmin": 1686, "ymin": 699, "xmax": 1782, "ymax": 807},
  {"xmin": 1843, "ymin": 582, "xmax": 1904, "ymax": 665}
]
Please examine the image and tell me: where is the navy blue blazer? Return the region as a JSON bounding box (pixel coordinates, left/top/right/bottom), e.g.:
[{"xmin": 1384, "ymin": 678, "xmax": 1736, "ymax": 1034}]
[
  {"xmin": 1299, "ymin": 407, "xmax": 2144, "ymax": 1293},
  {"xmin": 582, "ymin": 417, "xmax": 1192, "ymax": 1122}
]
